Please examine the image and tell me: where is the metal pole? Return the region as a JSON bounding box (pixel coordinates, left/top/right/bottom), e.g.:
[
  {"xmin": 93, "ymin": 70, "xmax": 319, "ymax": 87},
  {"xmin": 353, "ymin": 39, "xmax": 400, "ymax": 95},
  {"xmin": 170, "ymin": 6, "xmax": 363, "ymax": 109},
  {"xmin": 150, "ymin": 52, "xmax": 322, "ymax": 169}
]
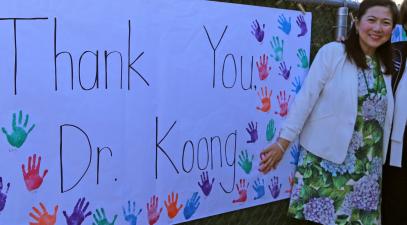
[{"xmin": 335, "ymin": 7, "xmax": 349, "ymax": 40}]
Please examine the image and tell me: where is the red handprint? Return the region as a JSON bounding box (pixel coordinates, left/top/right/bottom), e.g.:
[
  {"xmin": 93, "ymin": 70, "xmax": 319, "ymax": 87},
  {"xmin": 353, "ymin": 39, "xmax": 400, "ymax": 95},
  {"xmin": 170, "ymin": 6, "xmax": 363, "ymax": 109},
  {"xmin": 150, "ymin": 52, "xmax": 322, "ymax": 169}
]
[
  {"xmin": 256, "ymin": 86, "xmax": 272, "ymax": 112},
  {"xmin": 256, "ymin": 54, "xmax": 271, "ymax": 80},
  {"xmin": 285, "ymin": 173, "xmax": 295, "ymax": 193},
  {"xmin": 147, "ymin": 195, "xmax": 162, "ymax": 225},
  {"xmin": 232, "ymin": 179, "xmax": 249, "ymax": 203},
  {"xmin": 164, "ymin": 192, "xmax": 183, "ymax": 219},
  {"xmin": 29, "ymin": 202, "xmax": 58, "ymax": 225},
  {"xmin": 22, "ymin": 154, "xmax": 48, "ymax": 191},
  {"xmin": 274, "ymin": 90, "xmax": 291, "ymax": 117}
]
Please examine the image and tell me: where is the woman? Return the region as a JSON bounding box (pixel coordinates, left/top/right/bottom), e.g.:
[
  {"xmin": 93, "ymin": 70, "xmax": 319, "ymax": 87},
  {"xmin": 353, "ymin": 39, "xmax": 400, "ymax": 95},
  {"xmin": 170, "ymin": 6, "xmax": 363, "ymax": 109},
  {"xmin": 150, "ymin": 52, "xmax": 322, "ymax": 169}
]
[
  {"xmin": 382, "ymin": 0, "xmax": 407, "ymax": 224},
  {"xmin": 259, "ymin": 0, "xmax": 398, "ymax": 224}
]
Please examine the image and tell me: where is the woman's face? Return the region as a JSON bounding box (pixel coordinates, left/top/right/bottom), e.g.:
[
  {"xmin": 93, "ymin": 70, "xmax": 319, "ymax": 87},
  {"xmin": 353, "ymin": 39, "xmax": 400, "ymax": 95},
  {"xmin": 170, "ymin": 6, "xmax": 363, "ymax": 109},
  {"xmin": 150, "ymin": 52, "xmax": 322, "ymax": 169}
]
[{"xmin": 356, "ymin": 6, "xmax": 393, "ymax": 56}]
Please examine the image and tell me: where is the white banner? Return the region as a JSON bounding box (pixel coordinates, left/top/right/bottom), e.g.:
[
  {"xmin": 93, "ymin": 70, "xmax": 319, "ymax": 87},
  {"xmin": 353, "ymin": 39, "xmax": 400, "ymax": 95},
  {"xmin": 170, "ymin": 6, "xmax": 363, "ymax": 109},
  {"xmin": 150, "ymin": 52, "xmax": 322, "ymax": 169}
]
[{"xmin": 0, "ymin": 0, "xmax": 311, "ymax": 224}]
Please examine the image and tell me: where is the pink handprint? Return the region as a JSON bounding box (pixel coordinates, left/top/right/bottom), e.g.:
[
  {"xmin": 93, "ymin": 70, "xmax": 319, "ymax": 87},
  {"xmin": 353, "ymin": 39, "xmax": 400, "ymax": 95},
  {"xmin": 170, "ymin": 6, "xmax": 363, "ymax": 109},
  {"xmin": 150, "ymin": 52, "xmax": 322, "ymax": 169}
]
[
  {"xmin": 147, "ymin": 195, "xmax": 162, "ymax": 225},
  {"xmin": 29, "ymin": 202, "xmax": 58, "ymax": 225},
  {"xmin": 274, "ymin": 90, "xmax": 291, "ymax": 117},
  {"xmin": 22, "ymin": 154, "xmax": 48, "ymax": 191},
  {"xmin": 256, "ymin": 54, "xmax": 271, "ymax": 80},
  {"xmin": 164, "ymin": 192, "xmax": 183, "ymax": 219},
  {"xmin": 256, "ymin": 86, "xmax": 272, "ymax": 112},
  {"xmin": 232, "ymin": 179, "xmax": 249, "ymax": 204}
]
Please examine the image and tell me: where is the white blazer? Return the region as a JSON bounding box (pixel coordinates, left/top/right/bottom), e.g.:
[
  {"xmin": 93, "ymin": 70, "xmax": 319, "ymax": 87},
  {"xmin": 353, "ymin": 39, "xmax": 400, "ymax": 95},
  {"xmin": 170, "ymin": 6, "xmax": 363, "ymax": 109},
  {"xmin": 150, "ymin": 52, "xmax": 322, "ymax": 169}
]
[{"xmin": 280, "ymin": 42, "xmax": 394, "ymax": 164}]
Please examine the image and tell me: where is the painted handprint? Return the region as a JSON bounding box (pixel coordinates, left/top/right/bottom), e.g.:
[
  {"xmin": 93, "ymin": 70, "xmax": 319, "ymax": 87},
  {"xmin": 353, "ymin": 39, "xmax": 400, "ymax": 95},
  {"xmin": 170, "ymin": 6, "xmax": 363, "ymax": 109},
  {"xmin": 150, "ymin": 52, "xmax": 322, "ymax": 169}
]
[
  {"xmin": 183, "ymin": 192, "xmax": 200, "ymax": 220},
  {"xmin": 290, "ymin": 144, "xmax": 300, "ymax": 165},
  {"xmin": 392, "ymin": 26, "xmax": 400, "ymax": 42},
  {"xmin": 269, "ymin": 176, "xmax": 282, "ymax": 199},
  {"xmin": 29, "ymin": 202, "xmax": 58, "ymax": 225},
  {"xmin": 246, "ymin": 121, "xmax": 258, "ymax": 143},
  {"xmin": 296, "ymin": 15, "xmax": 308, "ymax": 37},
  {"xmin": 266, "ymin": 119, "xmax": 276, "ymax": 142},
  {"xmin": 270, "ymin": 36, "xmax": 284, "ymax": 62},
  {"xmin": 238, "ymin": 150, "xmax": 253, "ymax": 174},
  {"xmin": 2, "ymin": 110, "xmax": 35, "ymax": 148},
  {"xmin": 232, "ymin": 179, "xmax": 249, "ymax": 204},
  {"xmin": 22, "ymin": 154, "xmax": 48, "ymax": 191},
  {"xmin": 251, "ymin": 19, "xmax": 265, "ymax": 43},
  {"xmin": 278, "ymin": 62, "xmax": 291, "ymax": 80},
  {"xmin": 252, "ymin": 178, "xmax": 265, "ymax": 200},
  {"xmin": 0, "ymin": 177, "xmax": 10, "ymax": 212},
  {"xmin": 123, "ymin": 201, "xmax": 142, "ymax": 225},
  {"xmin": 63, "ymin": 197, "xmax": 91, "ymax": 225},
  {"xmin": 291, "ymin": 76, "xmax": 302, "ymax": 94},
  {"xmin": 285, "ymin": 173, "xmax": 295, "ymax": 193},
  {"xmin": 256, "ymin": 54, "xmax": 271, "ymax": 80},
  {"xmin": 278, "ymin": 14, "xmax": 291, "ymax": 35},
  {"xmin": 297, "ymin": 48, "xmax": 309, "ymax": 69},
  {"xmin": 164, "ymin": 192, "xmax": 183, "ymax": 219},
  {"xmin": 198, "ymin": 171, "xmax": 214, "ymax": 197},
  {"xmin": 92, "ymin": 208, "xmax": 117, "ymax": 225},
  {"xmin": 147, "ymin": 195, "xmax": 162, "ymax": 225},
  {"xmin": 256, "ymin": 86, "xmax": 272, "ymax": 113},
  {"xmin": 275, "ymin": 91, "xmax": 291, "ymax": 117}
]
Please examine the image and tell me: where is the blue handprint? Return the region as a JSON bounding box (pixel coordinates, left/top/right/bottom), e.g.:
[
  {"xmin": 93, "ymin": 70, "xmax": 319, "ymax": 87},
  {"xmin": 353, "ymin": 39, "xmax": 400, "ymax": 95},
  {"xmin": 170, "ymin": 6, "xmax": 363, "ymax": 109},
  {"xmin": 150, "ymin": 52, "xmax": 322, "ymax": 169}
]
[
  {"xmin": 2, "ymin": 110, "xmax": 35, "ymax": 148},
  {"xmin": 291, "ymin": 76, "xmax": 302, "ymax": 94},
  {"xmin": 183, "ymin": 192, "xmax": 200, "ymax": 220},
  {"xmin": 252, "ymin": 178, "xmax": 265, "ymax": 200},
  {"xmin": 290, "ymin": 144, "xmax": 300, "ymax": 165},
  {"xmin": 278, "ymin": 14, "xmax": 291, "ymax": 35},
  {"xmin": 123, "ymin": 201, "xmax": 142, "ymax": 225},
  {"xmin": 392, "ymin": 26, "xmax": 400, "ymax": 42},
  {"xmin": 238, "ymin": 150, "xmax": 254, "ymax": 174},
  {"xmin": 270, "ymin": 36, "xmax": 284, "ymax": 62},
  {"xmin": 251, "ymin": 19, "xmax": 265, "ymax": 43},
  {"xmin": 246, "ymin": 121, "xmax": 258, "ymax": 143}
]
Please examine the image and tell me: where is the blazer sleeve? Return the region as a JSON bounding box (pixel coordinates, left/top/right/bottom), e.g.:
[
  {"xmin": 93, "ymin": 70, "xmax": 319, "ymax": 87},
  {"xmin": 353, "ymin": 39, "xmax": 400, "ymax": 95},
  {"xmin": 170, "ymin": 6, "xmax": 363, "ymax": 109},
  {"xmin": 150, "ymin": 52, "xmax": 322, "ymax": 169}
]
[{"xmin": 280, "ymin": 42, "xmax": 342, "ymax": 141}]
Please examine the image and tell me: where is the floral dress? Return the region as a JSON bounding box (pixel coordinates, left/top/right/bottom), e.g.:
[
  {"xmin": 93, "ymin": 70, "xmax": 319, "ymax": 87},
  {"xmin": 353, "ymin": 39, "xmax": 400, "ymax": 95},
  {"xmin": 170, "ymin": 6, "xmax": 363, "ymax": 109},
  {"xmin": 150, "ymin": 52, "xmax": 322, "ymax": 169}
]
[{"xmin": 287, "ymin": 56, "xmax": 387, "ymax": 225}]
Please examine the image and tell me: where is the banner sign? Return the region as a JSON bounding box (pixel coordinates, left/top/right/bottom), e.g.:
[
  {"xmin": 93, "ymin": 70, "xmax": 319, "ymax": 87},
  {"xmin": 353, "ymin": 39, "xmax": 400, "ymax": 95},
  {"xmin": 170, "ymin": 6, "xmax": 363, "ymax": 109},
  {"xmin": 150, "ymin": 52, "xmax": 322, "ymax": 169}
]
[{"xmin": 0, "ymin": 0, "xmax": 311, "ymax": 224}]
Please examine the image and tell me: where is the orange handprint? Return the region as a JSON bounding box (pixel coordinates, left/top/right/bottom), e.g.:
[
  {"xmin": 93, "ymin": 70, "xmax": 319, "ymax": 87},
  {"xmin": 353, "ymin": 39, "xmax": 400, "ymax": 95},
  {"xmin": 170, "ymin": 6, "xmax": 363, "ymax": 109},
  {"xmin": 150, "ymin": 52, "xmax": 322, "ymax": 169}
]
[
  {"xmin": 164, "ymin": 192, "xmax": 183, "ymax": 219},
  {"xmin": 256, "ymin": 86, "xmax": 272, "ymax": 112},
  {"xmin": 285, "ymin": 173, "xmax": 295, "ymax": 193},
  {"xmin": 29, "ymin": 202, "xmax": 58, "ymax": 225}
]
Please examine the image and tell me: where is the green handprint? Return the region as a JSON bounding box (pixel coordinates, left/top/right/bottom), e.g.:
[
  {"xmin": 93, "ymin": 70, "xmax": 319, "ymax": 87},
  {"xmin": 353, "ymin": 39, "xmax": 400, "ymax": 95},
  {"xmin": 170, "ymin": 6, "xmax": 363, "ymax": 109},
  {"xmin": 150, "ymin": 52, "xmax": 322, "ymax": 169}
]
[
  {"xmin": 92, "ymin": 208, "xmax": 117, "ymax": 225},
  {"xmin": 270, "ymin": 36, "xmax": 284, "ymax": 62},
  {"xmin": 2, "ymin": 110, "xmax": 35, "ymax": 148},
  {"xmin": 238, "ymin": 150, "xmax": 254, "ymax": 174},
  {"xmin": 266, "ymin": 119, "xmax": 276, "ymax": 142},
  {"xmin": 296, "ymin": 48, "xmax": 309, "ymax": 69}
]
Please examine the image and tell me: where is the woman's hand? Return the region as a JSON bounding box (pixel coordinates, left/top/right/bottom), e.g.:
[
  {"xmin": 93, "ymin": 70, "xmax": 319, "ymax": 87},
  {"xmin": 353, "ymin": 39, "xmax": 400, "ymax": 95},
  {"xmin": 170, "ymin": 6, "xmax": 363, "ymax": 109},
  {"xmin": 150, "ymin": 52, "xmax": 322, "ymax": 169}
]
[{"xmin": 259, "ymin": 138, "xmax": 289, "ymax": 174}]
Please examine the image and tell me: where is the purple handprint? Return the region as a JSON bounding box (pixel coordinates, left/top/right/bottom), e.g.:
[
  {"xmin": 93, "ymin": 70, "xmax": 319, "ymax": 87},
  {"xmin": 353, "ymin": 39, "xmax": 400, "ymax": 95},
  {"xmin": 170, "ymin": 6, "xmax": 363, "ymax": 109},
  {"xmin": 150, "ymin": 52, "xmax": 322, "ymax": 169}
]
[
  {"xmin": 269, "ymin": 176, "xmax": 282, "ymax": 199},
  {"xmin": 198, "ymin": 171, "xmax": 214, "ymax": 197},
  {"xmin": 296, "ymin": 15, "xmax": 308, "ymax": 37},
  {"xmin": 251, "ymin": 19, "xmax": 265, "ymax": 43},
  {"xmin": 278, "ymin": 62, "xmax": 291, "ymax": 80},
  {"xmin": 63, "ymin": 198, "xmax": 91, "ymax": 225},
  {"xmin": 0, "ymin": 177, "xmax": 10, "ymax": 212},
  {"xmin": 246, "ymin": 121, "xmax": 258, "ymax": 143}
]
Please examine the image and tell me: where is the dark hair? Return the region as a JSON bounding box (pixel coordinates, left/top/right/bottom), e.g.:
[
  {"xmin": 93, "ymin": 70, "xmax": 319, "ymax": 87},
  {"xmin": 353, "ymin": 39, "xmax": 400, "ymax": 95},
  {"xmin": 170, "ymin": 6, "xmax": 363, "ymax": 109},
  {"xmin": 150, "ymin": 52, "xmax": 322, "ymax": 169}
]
[
  {"xmin": 400, "ymin": 0, "xmax": 407, "ymax": 25},
  {"xmin": 344, "ymin": 0, "xmax": 398, "ymax": 74}
]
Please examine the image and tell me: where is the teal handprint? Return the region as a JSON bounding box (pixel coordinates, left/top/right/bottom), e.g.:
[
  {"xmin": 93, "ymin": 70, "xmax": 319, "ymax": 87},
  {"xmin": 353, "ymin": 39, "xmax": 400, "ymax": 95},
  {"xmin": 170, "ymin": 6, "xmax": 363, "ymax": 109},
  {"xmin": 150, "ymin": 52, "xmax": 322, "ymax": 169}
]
[
  {"xmin": 270, "ymin": 36, "xmax": 284, "ymax": 62},
  {"xmin": 92, "ymin": 208, "xmax": 117, "ymax": 225},
  {"xmin": 238, "ymin": 150, "xmax": 253, "ymax": 174},
  {"xmin": 296, "ymin": 48, "xmax": 309, "ymax": 69},
  {"xmin": 2, "ymin": 110, "xmax": 35, "ymax": 148},
  {"xmin": 266, "ymin": 119, "xmax": 276, "ymax": 142}
]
